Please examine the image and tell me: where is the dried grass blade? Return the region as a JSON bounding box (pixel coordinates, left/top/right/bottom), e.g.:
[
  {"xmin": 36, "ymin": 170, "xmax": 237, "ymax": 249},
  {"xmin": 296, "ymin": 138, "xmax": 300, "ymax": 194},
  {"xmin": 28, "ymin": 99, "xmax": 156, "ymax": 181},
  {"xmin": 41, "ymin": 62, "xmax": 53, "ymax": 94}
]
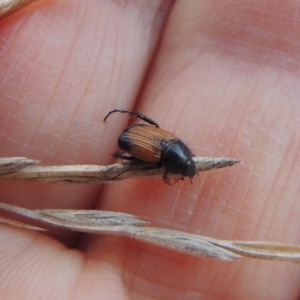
[
  {"xmin": 4, "ymin": 202, "xmax": 300, "ymax": 262},
  {"xmin": 131, "ymin": 227, "xmax": 241, "ymax": 260},
  {"xmin": 0, "ymin": 157, "xmax": 239, "ymax": 183},
  {"xmin": 0, "ymin": 157, "xmax": 38, "ymax": 175}
]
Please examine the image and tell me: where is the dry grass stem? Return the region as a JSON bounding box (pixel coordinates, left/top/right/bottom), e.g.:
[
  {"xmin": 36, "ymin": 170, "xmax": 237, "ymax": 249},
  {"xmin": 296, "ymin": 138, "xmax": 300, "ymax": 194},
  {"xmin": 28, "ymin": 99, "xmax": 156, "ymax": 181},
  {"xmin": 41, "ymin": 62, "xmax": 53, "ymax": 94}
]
[
  {"xmin": 1, "ymin": 202, "xmax": 300, "ymax": 262},
  {"xmin": 0, "ymin": 156, "xmax": 240, "ymax": 183}
]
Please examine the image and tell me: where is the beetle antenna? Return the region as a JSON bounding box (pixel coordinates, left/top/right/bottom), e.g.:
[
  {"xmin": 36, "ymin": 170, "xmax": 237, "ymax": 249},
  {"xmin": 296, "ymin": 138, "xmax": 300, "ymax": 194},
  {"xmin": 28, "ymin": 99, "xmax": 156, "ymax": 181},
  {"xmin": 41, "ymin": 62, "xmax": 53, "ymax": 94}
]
[{"xmin": 104, "ymin": 109, "xmax": 159, "ymax": 127}]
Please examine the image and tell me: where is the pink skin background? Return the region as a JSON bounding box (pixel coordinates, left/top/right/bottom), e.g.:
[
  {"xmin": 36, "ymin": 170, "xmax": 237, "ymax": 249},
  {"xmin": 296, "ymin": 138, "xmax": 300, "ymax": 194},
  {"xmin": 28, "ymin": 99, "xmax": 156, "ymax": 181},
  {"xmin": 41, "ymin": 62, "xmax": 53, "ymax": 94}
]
[{"xmin": 1, "ymin": 0, "xmax": 300, "ymax": 299}]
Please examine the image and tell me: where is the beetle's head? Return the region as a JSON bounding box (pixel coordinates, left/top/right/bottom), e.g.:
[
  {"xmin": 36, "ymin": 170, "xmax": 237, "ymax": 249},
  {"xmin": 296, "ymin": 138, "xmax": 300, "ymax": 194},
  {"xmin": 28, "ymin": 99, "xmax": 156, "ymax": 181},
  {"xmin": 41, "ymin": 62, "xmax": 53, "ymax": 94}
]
[{"xmin": 182, "ymin": 159, "xmax": 196, "ymax": 182}]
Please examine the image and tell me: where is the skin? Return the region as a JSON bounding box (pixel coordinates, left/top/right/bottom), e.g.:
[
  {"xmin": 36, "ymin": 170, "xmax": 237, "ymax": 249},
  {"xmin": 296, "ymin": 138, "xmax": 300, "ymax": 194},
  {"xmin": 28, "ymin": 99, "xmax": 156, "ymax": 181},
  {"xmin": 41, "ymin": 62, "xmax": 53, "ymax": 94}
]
[{"xmin": 1, "ymin": 0, "xmax": 300, "ymax": 299}]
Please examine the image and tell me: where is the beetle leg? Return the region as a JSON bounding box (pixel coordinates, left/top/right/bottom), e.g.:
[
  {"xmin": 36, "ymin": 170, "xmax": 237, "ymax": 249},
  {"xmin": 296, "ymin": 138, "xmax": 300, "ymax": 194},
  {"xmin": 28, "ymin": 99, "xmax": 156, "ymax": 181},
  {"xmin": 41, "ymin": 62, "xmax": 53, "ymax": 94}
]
[
  {"xmin": 112, "ymin": 151, "xmax": 136, "ymax": 161},
  {"xmin": 163, "ymin": 171, "xmax": 186, "ymax": 185},
  {"xmin": 163, "ymin": 171, "xmax": 177, "ymax": 185}
]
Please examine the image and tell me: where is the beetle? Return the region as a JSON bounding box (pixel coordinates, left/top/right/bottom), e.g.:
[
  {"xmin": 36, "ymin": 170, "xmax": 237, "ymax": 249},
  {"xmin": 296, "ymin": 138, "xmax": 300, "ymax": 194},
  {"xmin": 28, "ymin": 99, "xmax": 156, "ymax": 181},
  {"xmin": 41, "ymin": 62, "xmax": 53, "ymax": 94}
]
[{"xmin": 104, "ymin": 109, "xmax": 196, "ymax": 184}]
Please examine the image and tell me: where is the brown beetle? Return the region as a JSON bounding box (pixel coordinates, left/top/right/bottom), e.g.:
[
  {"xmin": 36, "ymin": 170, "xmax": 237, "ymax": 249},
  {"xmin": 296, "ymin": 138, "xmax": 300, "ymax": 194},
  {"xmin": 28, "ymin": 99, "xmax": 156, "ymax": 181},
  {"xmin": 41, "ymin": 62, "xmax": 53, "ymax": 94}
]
[{"xmin": 104, "ymin": 109, "xmax": 196, "ymax": 183}]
